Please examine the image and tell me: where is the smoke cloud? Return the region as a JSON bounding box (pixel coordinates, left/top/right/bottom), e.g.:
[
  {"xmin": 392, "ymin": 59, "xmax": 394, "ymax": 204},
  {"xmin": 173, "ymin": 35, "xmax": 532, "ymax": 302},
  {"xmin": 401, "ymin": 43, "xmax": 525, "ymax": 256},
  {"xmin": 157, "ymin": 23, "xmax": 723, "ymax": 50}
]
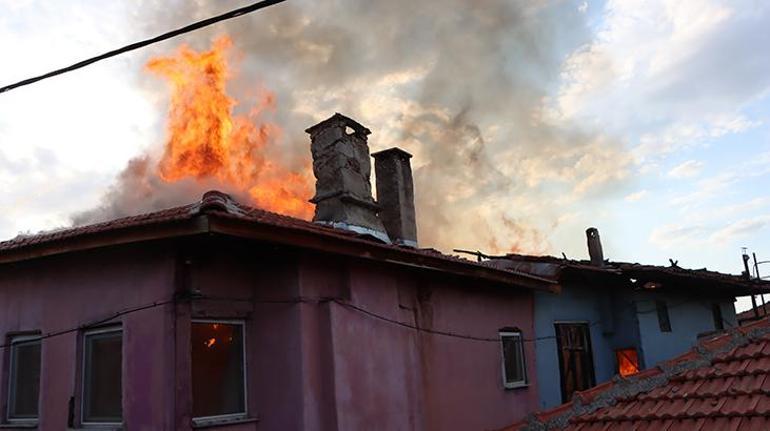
[{"xmin": 76, "ymin": 0, "xmax": 633, "ymax": 254}]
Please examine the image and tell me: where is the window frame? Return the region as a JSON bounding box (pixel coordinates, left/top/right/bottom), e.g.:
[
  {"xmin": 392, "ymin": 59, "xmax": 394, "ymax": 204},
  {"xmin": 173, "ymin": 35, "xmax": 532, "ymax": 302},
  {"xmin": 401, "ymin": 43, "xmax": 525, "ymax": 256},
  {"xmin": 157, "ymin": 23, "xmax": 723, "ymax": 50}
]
[
  {"xmin": 712, "ymin": 303, "xmax": 725, "ymax": 330},
  {"xmin": 6, "ymin": 334, "xmax": 42, "ymax": 424},
  {"xmin": 655, "ymin": 300, "xmax": 672, "ymax": 332},
  {"xmin": 554, "ymin": 321, "xmax": 596, "ymax": 403},
  {"xmin": 80, "ymin": 326, "xmax": 123, "ymax": 427},
  {"xmin": 499, "ymin": 330, "xmax": 527, "ymax": 389},
  {"xmin": 190, "ymin": 319, "xmax": 248, "ymax": 426}
]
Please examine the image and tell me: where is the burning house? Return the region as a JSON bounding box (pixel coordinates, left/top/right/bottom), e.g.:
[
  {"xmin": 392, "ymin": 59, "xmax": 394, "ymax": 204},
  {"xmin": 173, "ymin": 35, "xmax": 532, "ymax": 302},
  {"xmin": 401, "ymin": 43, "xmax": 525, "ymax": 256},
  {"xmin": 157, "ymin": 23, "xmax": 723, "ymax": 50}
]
[
  {"xmin": 0, "ymin": 114, "xmax": 558, "ymax": 430},
  {"xmin": 488, "ymin": 228, "xmax": 770, "ymax": 409}
]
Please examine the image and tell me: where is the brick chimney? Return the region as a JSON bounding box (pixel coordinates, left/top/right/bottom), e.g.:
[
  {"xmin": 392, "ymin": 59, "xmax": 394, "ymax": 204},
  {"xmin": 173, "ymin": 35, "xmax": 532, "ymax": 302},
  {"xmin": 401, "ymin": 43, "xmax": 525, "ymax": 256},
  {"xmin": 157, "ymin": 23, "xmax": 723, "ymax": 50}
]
[
  {"xmin": 305, "ymin": 113, "xmax": 389, "ymax": 242},
  {"xmin": 372, "ymin": 148, "xmax": 417, "ymax": 247},
  {"xmin": 586, "ymin": 227, "xmax": 604, "ymax": 267}
]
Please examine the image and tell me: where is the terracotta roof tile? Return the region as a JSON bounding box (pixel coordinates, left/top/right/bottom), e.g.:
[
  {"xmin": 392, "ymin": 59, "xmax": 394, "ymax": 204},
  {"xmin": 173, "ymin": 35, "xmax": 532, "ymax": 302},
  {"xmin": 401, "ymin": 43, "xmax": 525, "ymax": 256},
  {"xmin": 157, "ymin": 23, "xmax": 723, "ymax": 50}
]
[{"xmin": 512, "ymin": 318, "xmax": 770, "ymax": 430}]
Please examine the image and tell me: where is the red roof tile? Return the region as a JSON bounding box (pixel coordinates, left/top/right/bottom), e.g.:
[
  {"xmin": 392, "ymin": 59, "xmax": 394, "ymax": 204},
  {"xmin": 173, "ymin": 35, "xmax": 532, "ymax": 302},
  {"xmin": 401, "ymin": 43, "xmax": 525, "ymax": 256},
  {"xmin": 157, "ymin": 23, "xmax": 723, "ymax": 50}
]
[{"xmin": 504, "ymin": 317, "xmax": 770, "ymax": 431}]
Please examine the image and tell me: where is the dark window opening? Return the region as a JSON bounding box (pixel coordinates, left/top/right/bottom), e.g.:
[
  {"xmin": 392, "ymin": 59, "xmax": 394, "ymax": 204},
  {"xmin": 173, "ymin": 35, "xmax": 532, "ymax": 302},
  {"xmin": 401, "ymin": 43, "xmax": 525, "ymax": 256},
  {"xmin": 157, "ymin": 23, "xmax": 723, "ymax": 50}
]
[
  {"xmin": 555, "ymin": 323, "xmax": 596, "ymax": 403},
  {"xmin": 712, "ymin": 303, "xmax": 724, "ymax": 330},
  {"xmin": 656, "ymin": 300, "xmax": 672, "ymax": 332},
  {"xmin": 7, "ymin": 337, "xmax": 41, "ymax": 421},
  {"xmin": 499, "ymin": 330, "xmax": 526, "ymax": 388},
  {"xmin": 191, "ymin": 321, "xmax": 246, "ymax": 420},
  {"xmin": 615, "ymin": 348, "xmax": 639, "ymax": 377},
  {"xmin": 82, "ymin": 328, "xmax": 122, "ymax": 424}
]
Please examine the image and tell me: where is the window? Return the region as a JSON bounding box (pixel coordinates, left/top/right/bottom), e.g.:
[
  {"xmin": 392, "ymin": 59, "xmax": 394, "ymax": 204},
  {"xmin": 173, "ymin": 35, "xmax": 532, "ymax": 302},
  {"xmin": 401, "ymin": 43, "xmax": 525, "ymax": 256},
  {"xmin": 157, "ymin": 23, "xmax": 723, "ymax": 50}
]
[
  {"xmin": 7, "ymin": 336, "xmax": 41, "ymax": 422},
  {"xmin": 712, "ymin": 303, "xmax": 724, "ymax": 330},
  {"xmin": 82, "ymin": 327, "xmax": 122, "ymax": 424},
  {"xmin": 615, "ymin": 348, "xmax": 639, "ymax": 377},
  {"xmin": 656, "ymin": 300, "xmax": 672, "ymax": 332},
  {"xmin": 499, "ymin": 330, "xmax": 526, "ymax": 388},
  {"xmin": 191, "ymin": 320, "xmax": 246, "ymax": 422},
  {"xmin": 554, "ymin": 323, "xmax": 596, "ymax": 402}
]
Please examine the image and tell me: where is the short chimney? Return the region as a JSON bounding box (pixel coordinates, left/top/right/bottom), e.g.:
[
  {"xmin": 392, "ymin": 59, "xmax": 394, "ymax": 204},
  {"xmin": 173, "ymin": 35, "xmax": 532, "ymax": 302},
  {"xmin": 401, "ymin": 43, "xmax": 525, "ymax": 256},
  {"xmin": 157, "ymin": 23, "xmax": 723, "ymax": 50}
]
[
  {"xmin": 305, "ymin": 113, "xmax": 389, "ymax": 242},
  {"xmin": 586, "ymin": 227, "xmax": 604, "ymax": 267},
  {"xmin": 372, "ymin": 148, "xmax": 418, "ymax": 247}
]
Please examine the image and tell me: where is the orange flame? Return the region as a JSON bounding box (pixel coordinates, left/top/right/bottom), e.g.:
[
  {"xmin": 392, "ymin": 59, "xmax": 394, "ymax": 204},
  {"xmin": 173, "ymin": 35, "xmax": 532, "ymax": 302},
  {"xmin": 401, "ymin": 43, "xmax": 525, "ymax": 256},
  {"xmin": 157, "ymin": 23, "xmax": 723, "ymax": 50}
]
[
  {"xmin": 146, "ymin": 36, "xmax": 314, "ymax": 219},
  {"xmin": 616, "ymin": 348, "xmax": 639, "ymax": 377},
  {"xmin": 206, "ymin": 337, "xmax": 217, "ymax": 348}
]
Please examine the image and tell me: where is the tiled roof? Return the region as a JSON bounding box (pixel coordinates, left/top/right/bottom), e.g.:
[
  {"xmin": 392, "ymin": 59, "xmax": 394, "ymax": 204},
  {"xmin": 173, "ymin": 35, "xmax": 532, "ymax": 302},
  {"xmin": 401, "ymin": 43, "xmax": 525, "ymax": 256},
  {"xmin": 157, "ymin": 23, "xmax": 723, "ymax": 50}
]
[
  {"xmin": 496, "ymin": 253, "xmax": 770, "ymax": 293},
  {"xmin": 0, "ymin": 191, "xmax": 558, "ymax": 290},
  {"xmin": 506, "ymin": 317, "xmax": 770, "ymax": 431}
]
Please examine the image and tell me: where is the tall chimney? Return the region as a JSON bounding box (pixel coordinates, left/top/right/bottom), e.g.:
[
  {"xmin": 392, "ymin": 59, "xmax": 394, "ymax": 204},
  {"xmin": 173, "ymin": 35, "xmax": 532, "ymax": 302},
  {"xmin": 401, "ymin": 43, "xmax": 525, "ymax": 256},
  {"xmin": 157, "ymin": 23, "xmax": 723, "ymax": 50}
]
[
  {"xmin": 586, "ymin": 227, "xmax": 604, "ymax": 267},
  {"xmin": 305, "ymin": 113, "xmax": 389, "ymax": 242},
  {"xmin": 372, "ymin": 148, "xmax": 418, "ymax": 247}
]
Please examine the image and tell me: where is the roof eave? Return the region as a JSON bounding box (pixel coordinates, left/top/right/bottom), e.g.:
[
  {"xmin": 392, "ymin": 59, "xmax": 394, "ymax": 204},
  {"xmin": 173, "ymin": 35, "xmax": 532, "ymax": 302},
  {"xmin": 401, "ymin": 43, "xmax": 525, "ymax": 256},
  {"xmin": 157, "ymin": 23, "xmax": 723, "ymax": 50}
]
[
  {"xmin": 0, "ymin": 213, "xmax": 560, "ymax": 293},
  {"xmin": 205, "ymin": 214, "xmax": 560, "ymax": 292}
]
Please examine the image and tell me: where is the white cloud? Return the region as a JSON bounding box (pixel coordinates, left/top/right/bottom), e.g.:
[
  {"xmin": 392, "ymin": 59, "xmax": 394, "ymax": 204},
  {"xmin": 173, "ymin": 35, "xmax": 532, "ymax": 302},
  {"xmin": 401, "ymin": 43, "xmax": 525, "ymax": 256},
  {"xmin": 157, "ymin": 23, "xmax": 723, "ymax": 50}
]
[
  {"xmin": 650, "ymin": 223, "xmax": 709, "ymax": 249},
  {"xmin": 624, "ymin": 189, "xmax": 648, "ymax": 202},
  {"xmin": 545, "ymin": 0, "xmax": 770, "ymax": 163},
  {"xmin": 710, "ymin": 216, "xmax": 770, "ymax": 244},
  {"xmin": 668, "ymin": 160, "xmax": 704, "ymax": 179}
]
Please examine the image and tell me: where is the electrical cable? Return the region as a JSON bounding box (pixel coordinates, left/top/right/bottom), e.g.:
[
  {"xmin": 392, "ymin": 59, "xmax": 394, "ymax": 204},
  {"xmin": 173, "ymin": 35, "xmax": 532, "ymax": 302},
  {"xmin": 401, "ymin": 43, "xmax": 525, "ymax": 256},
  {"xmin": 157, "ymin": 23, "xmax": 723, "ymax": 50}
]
[
  {"xmin": 0, "ymin": 298, "xmax": 174, "ymax": 350},
  {"xmin": 0, "ymin": 291, "xmax": 745, "ymax": 352},
  {"xmin": 0, "ymin": 0, "xmax": 287, "ymax": 95}
]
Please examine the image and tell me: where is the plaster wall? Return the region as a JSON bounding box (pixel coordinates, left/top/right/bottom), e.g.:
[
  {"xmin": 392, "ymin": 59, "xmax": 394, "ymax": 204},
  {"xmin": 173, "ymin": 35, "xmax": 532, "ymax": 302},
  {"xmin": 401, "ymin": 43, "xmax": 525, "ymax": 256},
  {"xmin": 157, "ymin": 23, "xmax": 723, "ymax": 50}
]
[
  {"xmin": 0, "ymin": 242, "xmax": 177, "ymax": 431},
  {"xmin": 634, "ymin": 291, "xmax": 737, "ymax": 368},
  {"xmin": 533, "ymin": 285, "xmax": 641, "ymax": 409},
  {"xmin": 0, "ymin": 236, "xmax": 539, "ymax": 431}
]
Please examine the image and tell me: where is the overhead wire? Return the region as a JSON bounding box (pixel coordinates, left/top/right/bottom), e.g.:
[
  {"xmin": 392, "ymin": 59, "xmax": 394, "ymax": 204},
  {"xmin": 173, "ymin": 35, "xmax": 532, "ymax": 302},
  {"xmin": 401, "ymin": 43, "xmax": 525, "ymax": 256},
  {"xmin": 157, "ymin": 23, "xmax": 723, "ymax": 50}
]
[
  {"xmin": 0, "ymin": 0, "xmax": 287, "ymax": 95},
  {"xmin": 0, "ymin": 290, "xmax": 745, "ymax": 351}
]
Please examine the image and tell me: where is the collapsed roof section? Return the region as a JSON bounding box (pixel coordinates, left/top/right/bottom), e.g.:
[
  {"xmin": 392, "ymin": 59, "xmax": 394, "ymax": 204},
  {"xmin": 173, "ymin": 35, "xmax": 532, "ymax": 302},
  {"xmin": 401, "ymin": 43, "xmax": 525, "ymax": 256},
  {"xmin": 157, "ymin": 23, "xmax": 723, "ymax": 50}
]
[{"xmin": 487, "ymin": 253, "xmax": 770, "ymax": 296}]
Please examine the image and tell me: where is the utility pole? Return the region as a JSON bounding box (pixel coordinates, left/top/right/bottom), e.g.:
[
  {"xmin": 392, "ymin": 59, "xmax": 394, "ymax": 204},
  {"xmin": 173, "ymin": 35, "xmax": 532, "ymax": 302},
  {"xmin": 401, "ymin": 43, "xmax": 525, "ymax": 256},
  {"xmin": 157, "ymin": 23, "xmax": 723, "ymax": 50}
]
[{"xmin": 743, "ymin": 250, "xmax": 759, "ymax": 319}]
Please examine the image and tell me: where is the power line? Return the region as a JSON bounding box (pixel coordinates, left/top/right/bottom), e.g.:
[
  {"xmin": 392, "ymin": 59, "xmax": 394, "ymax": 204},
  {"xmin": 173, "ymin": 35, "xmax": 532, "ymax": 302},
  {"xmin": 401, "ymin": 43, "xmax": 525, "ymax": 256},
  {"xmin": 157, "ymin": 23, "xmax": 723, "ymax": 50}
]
[
  {"xmin": 0, "ymin": 292, "xmax": 743, "ymax": 352},
  {"xmin": 0, "ymin": 0, "xmax": 287, "ymax": 95},
  {"xmin": 0, "ymin": 298, "xmax": 174, "ymax": 350}
]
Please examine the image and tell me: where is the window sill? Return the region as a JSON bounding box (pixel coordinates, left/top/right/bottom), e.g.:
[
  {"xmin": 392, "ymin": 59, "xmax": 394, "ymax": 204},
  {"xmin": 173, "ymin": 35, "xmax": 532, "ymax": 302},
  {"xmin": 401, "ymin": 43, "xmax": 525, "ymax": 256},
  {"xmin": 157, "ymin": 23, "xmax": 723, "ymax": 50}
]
[
  {"xmin": 504, "ymin": 382, "xmax": 529, "ymax": 390},
  {"xmin": 192, "ymin": 416, "xmax": 258, "ymax": 429},
  {"xmin": 0, "ymin": 422, "xmax": 37, "ymax": 429}
]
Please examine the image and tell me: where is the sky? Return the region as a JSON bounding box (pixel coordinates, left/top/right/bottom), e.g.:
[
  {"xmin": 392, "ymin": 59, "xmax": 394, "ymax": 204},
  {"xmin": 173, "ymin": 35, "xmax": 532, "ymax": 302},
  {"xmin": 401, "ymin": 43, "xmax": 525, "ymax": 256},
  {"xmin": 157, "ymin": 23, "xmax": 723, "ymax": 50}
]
[{"xmin": 1, "ymin": 0, "xmax": 770, "ymax": 311}]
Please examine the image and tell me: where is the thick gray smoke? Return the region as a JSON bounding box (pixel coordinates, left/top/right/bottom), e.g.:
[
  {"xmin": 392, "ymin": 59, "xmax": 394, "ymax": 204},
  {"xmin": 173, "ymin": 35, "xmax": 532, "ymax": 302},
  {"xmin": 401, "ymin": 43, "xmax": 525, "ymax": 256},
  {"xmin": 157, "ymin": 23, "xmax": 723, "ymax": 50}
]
[{"xmin": 76, "ymin": 0, "xmax": 632, "ymax": 254}]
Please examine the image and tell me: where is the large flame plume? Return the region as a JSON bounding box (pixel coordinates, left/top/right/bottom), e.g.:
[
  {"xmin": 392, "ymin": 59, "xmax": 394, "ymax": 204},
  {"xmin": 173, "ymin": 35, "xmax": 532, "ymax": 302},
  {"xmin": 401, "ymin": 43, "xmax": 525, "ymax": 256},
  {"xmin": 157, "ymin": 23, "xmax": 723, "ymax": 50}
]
[{"xmin": 146, "ymin": 36, "xmax": 313, "ymax": 219}]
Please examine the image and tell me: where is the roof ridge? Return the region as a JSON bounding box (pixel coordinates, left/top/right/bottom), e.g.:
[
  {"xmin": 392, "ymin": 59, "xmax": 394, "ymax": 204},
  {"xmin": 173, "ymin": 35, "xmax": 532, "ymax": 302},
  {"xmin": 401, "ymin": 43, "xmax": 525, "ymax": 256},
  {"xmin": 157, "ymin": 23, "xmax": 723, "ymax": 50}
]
[{"xmin": 519, "ymin": 318, "xmax": 770, "ymax": 430}]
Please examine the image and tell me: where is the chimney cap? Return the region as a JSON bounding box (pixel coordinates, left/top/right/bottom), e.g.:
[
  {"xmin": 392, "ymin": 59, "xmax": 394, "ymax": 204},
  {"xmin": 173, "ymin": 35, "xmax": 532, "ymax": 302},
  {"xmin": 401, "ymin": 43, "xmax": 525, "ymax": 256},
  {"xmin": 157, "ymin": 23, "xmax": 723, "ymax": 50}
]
[
  {"xmin": 372, "ymin": 147, "xmax": 413, "ymax": 160},
  {"xmin": 304, "ymin": 112, "xmax": 371, "ymax": 136}
]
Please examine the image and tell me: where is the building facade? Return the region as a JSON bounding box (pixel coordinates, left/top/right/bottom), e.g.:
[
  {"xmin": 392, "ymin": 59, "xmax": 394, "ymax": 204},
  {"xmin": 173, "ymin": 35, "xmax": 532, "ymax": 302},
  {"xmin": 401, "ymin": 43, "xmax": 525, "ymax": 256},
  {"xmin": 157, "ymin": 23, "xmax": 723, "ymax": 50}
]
[{"xmin": 490, "ymin": 231, "xmax": 767, "ymax": 409}]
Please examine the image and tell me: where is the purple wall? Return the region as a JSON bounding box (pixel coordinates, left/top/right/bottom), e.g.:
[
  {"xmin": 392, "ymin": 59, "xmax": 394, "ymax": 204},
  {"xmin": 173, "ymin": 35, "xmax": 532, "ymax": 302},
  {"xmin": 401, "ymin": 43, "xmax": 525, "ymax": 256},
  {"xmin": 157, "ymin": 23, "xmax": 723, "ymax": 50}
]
[{"xmin": 0, "ymin": 237, "xmax": 537, "ymax": 430}]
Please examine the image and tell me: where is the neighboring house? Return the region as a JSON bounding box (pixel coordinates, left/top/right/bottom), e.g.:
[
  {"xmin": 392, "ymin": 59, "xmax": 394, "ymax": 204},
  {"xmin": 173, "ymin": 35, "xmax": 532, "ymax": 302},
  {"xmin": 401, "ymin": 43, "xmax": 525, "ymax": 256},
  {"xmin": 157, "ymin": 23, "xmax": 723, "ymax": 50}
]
[
  {"xmin": 504, "ymin": 316, "xmax": 770, "ymax": 431},
  {"xmin": 489, "ymin": 228, "xmax": 770, "ymax": 409},
  {"xmin": 0, "ymin": 114, "xmax": 558, "ymax": 431}
]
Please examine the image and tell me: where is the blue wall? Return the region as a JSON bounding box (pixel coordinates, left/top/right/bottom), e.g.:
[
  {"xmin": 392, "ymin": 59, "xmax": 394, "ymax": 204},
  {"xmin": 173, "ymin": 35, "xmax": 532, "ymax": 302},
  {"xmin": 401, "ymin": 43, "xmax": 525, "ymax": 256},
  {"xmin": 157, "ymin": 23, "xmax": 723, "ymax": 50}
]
[
  {"xmin": 634, "ymin": 292, "xmax": 737, "ymax": 368},
  {"xmin": 534, "ymin": 286, "xmax": 737, "ymax": 409},
  {"xmin": 533, "ymin": 285, "xmax": 641, "ymax": 409}
]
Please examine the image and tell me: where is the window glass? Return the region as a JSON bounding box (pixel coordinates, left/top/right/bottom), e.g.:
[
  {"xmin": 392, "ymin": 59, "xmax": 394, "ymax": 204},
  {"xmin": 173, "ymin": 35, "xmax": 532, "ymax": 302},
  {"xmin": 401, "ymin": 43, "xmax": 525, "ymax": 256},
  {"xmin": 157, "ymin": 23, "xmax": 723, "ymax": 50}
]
[
  {"xmin": 656, "ymin": 300, "xmax": 672, "ymax": 332},
  {"xmin": 8, "ymin": 337, "xmax": 41, "ymax": 421},
  {"xmin": 82, "ymin": 329, "xmax": 122, "ymax": 423},
  {"xmin": 615, "ymin": 348, "xmax": 639, "ymax": 377},
  {"xmin": 500, "ymin": 331, "xmax": 526, "ymax": 387},
  {"xmin": 191, "ymin": 322, "xmax": 246, "ymax": 419}
]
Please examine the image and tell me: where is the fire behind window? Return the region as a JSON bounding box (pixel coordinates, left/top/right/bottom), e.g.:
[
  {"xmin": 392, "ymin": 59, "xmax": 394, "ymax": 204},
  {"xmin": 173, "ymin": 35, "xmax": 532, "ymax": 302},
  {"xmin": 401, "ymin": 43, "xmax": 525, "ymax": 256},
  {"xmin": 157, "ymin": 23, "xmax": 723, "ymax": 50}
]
[
  {"xmin": 615, "ymin": 348, "xmax": 640, "ymax": 377},
  {"xmin": 191, "ymin": 321, "xmax": 246, "ymax": 419}
]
